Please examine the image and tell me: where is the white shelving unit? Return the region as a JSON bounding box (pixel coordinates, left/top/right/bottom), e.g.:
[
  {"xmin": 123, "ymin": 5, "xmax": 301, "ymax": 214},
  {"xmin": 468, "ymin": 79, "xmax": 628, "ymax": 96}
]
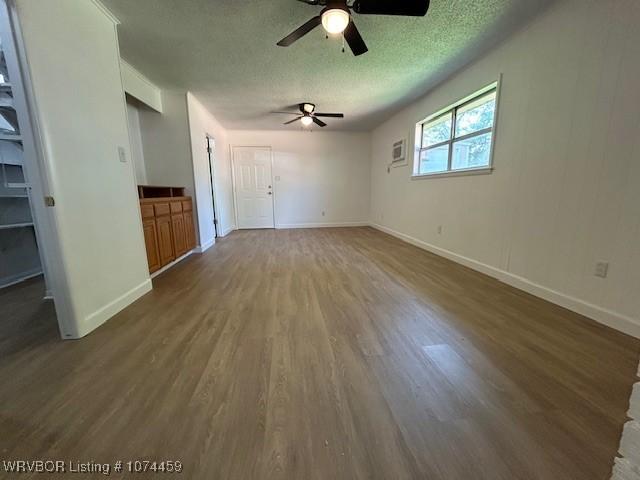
[{"xmin": 0, "ymin": 18, "xmax": 42, "ymax": 288}]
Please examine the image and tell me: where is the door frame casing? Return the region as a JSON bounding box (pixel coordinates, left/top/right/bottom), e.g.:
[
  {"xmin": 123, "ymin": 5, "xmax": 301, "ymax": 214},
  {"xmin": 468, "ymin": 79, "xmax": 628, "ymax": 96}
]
[
  {"xmin": 206, "ymin": 135, "xmax": 221, "ymax": 238},
  {"xmin": 230, "ymin": 145, "xmax": 276, "ymax": 230}
]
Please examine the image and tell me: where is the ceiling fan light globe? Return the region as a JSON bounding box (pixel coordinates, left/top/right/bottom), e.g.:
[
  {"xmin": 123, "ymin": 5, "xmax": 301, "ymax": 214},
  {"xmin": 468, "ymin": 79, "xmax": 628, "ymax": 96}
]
[
  {"xmin": 321, "ymin": 8, "xmax": 350, "ymax": 34},
  {"xmin": 301, "ymin": 116, "xmax": 314, "ymax": 127}
]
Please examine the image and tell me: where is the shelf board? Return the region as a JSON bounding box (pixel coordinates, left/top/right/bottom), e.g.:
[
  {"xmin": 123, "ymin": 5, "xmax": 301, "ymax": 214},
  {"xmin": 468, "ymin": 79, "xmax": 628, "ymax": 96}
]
[
  {"xmin": 0, "ymin": 83, "xmax": 12, "ymax": 90},
  {"xmin": 0, "ymin": 222, "xmax": 34, "ymax": 230},
  {"xmin": 0, "ymin": 133, "xmax": 22, "ymax": 142},
  {"xmin": 0, "ymin": 270, "xmax": 44, "ymax": 290},
  {"xmin": 0, "ymin": 194, "xmax": 28, "ymax": 198},
  {"xmin": 0, "ymin": 157, "xmax": 24, "ymax": 166}
]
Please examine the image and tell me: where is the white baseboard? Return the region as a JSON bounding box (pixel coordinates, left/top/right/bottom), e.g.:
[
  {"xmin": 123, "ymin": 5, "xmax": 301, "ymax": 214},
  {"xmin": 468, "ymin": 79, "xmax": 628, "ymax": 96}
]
[
  {"xmin": 276, "ymin": 221, "xmax": 369, "ymax": 230},
  {"xmin": 195, "ymin": 238, "xmax": 215, "ymax": 253},
  {"xmin": 195, "ymin": 226, "xmax": 238, "ymax": 252},
  {"xmin": 151, "ymin": 250, "xmax": 195, "ymax": 278},
  {"xmin": 76, "ymin": 278, "xmax": 153, "ymax": 339},
  {"xmin": 220, "ymin": 224, "xmax": 236, "ymax": 237},
  {"xmin": 370, "ymin": 223, "xmax": 640, "ymax": 339}
]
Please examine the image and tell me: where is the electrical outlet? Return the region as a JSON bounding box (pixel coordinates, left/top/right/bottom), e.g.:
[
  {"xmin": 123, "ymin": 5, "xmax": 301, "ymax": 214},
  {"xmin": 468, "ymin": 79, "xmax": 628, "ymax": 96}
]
[
  {"xmin": 275, "ymin": 175, "xmax": 281, "ymax": 181},
  {"xmin": 437, "ymin": 225, "xmax": 443, "ymax": 235},
  {"xmin": 118, "ymin": 146, "xmax": 127, "ymax": 163},
  {"xmin": 595, "ymin": 262, "xmax": 609, "ymax": 278}
]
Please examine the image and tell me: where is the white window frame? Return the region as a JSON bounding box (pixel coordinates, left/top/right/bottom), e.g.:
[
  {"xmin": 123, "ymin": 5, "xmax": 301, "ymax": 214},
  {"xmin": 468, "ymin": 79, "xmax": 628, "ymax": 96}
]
[{"xmin": 412, "ymin": 79, "xmax": 501, "ymax": 179}]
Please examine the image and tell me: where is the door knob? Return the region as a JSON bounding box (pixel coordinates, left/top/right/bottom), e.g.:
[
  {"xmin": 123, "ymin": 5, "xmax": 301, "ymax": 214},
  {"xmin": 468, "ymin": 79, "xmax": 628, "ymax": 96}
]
[{"xmin": 268, "ymin": 192, "xmax": 272, "ymax": 195}]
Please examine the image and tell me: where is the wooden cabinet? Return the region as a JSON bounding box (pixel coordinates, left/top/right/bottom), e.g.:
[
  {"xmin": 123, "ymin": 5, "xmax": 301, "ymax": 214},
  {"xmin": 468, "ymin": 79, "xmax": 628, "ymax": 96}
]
[
  {"xmin": 154, "ymin": 203, "xmax": 170, "ymax": 217},
  {"xmin": 184, "ymin": 211, "xmax": 196, "ymax": 250},
  {"xmin": 142, "ymin": 219, "xmax": 161, "ymax": 273},
  {"xmin": 171, "ymin": 214, "xmax": 187, "ymax": 257},
  {"xmin": 141, "ymin": 204, "xmax": 155, "ymax": 219},
  {"xmin": 138, "ymin": 186, "xmax": 196, "ymax": 274},
  {"xmin": 170, "ymin": 201, "xmax": 183, "ymax": 214},
  {"xmin": 156, "ymin": 215, "xmax": 175, "ymax": 267}
]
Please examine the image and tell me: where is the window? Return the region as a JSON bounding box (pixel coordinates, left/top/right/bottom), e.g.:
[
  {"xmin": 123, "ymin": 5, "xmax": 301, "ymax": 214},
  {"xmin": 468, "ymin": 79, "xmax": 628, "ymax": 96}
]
[{"xmin": 415, "ymin": 83, "xmax": 498, "ymax": 177}]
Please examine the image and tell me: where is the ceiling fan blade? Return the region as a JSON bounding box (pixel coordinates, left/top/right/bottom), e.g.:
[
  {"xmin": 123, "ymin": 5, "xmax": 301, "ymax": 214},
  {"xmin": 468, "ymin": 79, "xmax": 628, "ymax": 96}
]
[
  {"xmin": 343, "ymin": 21, "xmax": 368, "ymax": 56},
  {"xmin": 352, "ymin": 0, "xmax": 430, "ymax": 16},
  {"xmin": 272, "ymin": 111, "xmax": 300, "ymax": 115},
  {"xmin": 277, "ymin": 16, "xmax": 322, "ymax": 47},
  {"xmin": 314, "ymin": 113, "xmax": 344, "ymax": 118},
  {"xmin": 312, "ymin": 117, "xmax": 327, "ymax": 127},
  {"xmin": 284, "ymin": 117, "xmax": 303, "ymax": 125}
]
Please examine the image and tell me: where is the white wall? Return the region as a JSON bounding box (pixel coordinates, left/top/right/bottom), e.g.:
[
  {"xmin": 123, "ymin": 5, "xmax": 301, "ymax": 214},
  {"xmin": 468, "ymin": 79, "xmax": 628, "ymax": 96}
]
[
  {"xmin": 370, "ymin": 0, "xmax": 640, "ymax": 337},
  {"xmin": 125, "ymin": 99, "xmax": 147, "ymax": 184},
  {"xmin": 138, "ymin": 91, "xmax": 195, "ymax": 196},
  {"xmin": 228, "ymin": 130, "xmax": 371, "ymax": 228},
  {"xmin": 120, "ymin": 59, "xmax": 162, "ymax": 113},
  {"xmin": 16, "ymin": 0, "xmax": 151, "ymax": 338},
  {"xmin": 134, "ymin": 90, "xmax": 235, "ymax": 249},
  {"xmin": 186, "ymin": 93, "xmax": 234, "ymax": 248}
]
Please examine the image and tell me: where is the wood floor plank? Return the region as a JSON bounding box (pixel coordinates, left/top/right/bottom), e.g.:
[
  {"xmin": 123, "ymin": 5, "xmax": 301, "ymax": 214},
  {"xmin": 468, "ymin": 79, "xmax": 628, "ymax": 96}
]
[{"xmin": 0, "ymin": 227, "xmax": 638, "ymax": 479}]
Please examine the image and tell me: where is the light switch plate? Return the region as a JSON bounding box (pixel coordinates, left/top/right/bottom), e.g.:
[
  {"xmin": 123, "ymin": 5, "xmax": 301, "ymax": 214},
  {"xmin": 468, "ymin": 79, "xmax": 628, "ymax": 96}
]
[{"xmin": 118, "ymin": 146, "xmax": 127, "ymax": 163}]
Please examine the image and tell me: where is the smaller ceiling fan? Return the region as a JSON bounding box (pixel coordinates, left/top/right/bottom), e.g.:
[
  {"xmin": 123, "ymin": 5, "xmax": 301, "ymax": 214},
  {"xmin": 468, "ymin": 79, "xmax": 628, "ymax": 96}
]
[
  {"xmin": 272, "ymin": 103, "xmax": 344, "ymax": 128},
  {"xmin": 277, "ymin": 0, "xmax": 431, "ymax": 56}
]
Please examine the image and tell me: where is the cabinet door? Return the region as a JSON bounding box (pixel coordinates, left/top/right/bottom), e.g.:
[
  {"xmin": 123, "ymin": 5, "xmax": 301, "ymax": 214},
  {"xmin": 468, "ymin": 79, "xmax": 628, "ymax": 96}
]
[
  {"xmin": 184, "ymin": 212, "xmax": 196, "ymax": 250},
  {"xmin": 142, "ymin": 219, "xmax": 161, "ymax": 273},
  {"xmin": 156, "ymin": 216, "xmax": 175, "ymax": 267},
  {"xmin": 172, "ymin": 214, "xmax": 187, "ymax": 257}
]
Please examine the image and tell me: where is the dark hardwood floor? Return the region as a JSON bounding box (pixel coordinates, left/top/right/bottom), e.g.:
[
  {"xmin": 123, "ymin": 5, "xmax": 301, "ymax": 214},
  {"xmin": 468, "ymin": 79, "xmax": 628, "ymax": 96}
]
[{"xmin": 1, "ymin": 227, "xmax": 638, "ymax": 479}]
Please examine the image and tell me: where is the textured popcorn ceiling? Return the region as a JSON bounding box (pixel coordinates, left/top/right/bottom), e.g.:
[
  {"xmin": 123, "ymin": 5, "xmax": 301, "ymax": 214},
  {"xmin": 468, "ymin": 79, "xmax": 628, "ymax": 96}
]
[{"xmin": 103, "ymin": 0, "xmax": 555, "ymax": 131}]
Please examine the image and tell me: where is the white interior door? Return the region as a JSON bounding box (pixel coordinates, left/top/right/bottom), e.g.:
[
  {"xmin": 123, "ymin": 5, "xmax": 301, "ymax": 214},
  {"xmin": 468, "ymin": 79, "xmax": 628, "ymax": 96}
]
[{"xmin": 233, "ymin": 147, "xmax": 275, "ymax": 229}]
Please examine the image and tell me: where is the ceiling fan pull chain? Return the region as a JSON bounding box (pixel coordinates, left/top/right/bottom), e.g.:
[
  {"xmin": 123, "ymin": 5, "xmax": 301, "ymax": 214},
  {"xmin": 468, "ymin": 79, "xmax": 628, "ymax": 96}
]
[{"xmin": 342, "ymin": 33, "xmax": 345, "ymax": 53}]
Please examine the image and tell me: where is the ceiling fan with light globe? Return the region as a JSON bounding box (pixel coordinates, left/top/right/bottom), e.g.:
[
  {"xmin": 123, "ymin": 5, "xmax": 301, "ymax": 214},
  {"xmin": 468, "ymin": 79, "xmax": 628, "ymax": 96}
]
[
  {"xmin": 277, "ymin": 0, "xmax": 431, "ymax": 56},
  {"xmin": 271, "ymin": 103, "xmax": 344, "ymax": 128}
]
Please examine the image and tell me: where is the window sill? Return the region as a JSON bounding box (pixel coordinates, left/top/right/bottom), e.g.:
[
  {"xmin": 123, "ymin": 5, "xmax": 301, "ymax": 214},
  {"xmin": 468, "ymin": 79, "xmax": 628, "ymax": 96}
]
[{"xmin": 411, "ymin": 166, "xmax": 493, "ymax": 180}]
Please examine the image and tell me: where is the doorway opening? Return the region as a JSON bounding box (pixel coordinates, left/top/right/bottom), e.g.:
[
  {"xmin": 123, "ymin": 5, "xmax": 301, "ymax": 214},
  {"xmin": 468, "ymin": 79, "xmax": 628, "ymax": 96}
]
[
  {"xmin": 206, "ymin": 136, "xmax": 219, "ymax": 238},
  {"xmin": 0, "ymin": 0, "xmax": 73, "ymax": 339}
]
